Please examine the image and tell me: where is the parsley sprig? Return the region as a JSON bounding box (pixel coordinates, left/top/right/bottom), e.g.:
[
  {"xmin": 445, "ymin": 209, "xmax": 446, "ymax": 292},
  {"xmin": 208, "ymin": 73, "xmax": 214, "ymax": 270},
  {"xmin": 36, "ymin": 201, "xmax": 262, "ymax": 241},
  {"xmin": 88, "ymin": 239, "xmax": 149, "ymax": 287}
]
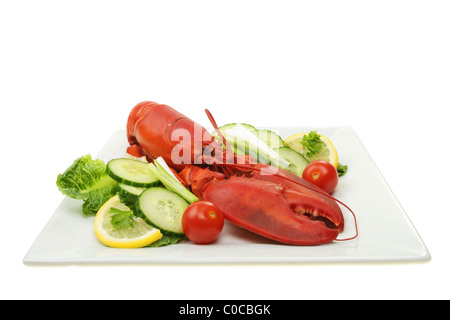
[
  {"xmin": 301, "ymin": 131, "xmax": 325, "ymax": 157},
  {"xmin": 109, "ymin": 207, "xmax": 135, "ymax": 230},
  {"xmin": 301, "ymin": 131, "xmax": 349, "ymax": 177}
]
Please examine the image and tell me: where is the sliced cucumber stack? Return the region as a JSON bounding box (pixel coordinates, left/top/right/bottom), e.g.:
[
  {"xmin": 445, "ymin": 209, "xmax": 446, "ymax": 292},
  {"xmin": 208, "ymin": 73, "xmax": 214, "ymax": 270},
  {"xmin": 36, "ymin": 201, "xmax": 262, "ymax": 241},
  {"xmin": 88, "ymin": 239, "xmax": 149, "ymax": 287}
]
[
  {"xmin": 213, "ymin": 123, "xmax": 312, "ymax": 177},
  {"xmin": 137, "ymin": 187, "xmax": 189, "ymax": 236},
  {"xmin": 254, "ymin": 129, "xmax": 284, "ymax": 149},
  {"xmin": 118, "ymin": 183, "xmax": 147, "ymax": 197},
  {"xmin": 106, "ymin": 158, "xmax": 159, "ymax": 188},
  {"xmin": 118, "ymin": 183, "xmax": 147, "ymax": 212},
  {"xmin": 212, "ymin": 123, "xmax": 257, "ymax": 154},
  {"xmin": 212, "ymin": 123, "xmax": 257, "ymax": 141},
  {"xmin": 250, "ymin": 129, "xmax": 285, "ymax": 163},
  {"xmin": 274, "ymin": 147, "xmax": 309, "ymax": 176}
]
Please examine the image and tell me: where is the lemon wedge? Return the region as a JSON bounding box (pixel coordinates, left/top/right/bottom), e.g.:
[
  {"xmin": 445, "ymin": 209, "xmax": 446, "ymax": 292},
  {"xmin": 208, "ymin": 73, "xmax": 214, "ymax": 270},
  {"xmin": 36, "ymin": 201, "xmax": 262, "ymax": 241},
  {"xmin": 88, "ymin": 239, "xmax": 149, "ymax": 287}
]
[
  {"xmin": 284, "ymin": 132, "xmax": 339, "ymax": 168},
  {"xmin": 94, "ymin": 195, "xmax": 162, "ymax": 248}
]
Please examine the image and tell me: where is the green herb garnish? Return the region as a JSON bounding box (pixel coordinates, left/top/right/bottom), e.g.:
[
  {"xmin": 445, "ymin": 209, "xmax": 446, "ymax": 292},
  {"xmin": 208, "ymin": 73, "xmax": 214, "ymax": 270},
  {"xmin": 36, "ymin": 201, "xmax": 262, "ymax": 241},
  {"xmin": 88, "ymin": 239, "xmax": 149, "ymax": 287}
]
[
  {"xmin": 337, "ymin": 163, "xmax": 348, "ymax": 177},
  {"xmin": 109, "ymin": 207, "xmax": 135, "ymax": 230},
  {"xmin": 301, "ymin": 131, "xmax": 325, "ymax": 157}
]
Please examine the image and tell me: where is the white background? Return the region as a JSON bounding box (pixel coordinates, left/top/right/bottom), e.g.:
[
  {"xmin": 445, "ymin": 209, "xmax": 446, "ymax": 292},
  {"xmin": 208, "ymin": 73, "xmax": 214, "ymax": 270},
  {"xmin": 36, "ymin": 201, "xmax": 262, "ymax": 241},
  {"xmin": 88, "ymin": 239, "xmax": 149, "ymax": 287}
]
[{"xmin": 1, "ymin": 0, "xmax": 449, "ymax": 300}]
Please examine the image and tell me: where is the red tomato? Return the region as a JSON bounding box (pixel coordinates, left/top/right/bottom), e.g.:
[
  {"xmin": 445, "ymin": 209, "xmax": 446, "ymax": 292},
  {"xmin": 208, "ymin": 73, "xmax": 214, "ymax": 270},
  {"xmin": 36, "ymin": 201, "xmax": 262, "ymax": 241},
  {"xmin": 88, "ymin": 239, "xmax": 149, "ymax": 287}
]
[
  {"xmin": 302, "ymin": 160, "xmax": 339, "ymax": 194},
  {"xmin": 182, "ymin": 201, "xmax": 224, "ymax": 244}
]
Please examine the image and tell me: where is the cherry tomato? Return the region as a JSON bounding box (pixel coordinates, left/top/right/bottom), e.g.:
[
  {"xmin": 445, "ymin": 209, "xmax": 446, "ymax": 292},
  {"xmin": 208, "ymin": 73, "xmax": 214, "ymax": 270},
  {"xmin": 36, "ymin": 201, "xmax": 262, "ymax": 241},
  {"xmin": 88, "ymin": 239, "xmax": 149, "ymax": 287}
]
[
  {"xmin": 302, "ymin": 160, "xmax": 339, "ymax": 194},
  {"xmin": 182, "ymin": 201, "xmax": 224, "ymax": 244}
]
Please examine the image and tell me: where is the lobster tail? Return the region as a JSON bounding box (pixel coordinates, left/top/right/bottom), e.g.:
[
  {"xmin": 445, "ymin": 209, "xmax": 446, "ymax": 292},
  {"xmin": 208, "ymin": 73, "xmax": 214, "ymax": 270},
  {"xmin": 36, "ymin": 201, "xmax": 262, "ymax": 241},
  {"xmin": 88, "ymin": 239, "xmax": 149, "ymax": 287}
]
[{"xmin": 126, "ymin": 101, "xmax": 220, "ymax": 170}]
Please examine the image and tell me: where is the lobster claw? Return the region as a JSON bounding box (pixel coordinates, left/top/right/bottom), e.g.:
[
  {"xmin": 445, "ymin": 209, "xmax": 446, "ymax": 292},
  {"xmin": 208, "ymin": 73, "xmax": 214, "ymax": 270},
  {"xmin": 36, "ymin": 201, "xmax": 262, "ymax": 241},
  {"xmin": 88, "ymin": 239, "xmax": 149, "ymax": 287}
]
[
  {"xmin": 202, "ymin": 176, "xmax": 340, "ymax": 246},
  {"xmin": 283, "ymin": 189, "xmax": 344, "ymax": 231}
]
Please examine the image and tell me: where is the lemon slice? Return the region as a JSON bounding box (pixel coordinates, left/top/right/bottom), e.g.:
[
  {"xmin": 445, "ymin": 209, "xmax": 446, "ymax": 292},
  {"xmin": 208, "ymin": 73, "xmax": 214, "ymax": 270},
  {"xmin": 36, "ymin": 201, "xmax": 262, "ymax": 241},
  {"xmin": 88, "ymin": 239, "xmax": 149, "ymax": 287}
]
[
  {"xmin": 284, "ymin": 132, "xmax": 339, "ymax": 168},
  {"xmin": 94, "ymin": 195, "xmax": 162, "ymax": 248}
]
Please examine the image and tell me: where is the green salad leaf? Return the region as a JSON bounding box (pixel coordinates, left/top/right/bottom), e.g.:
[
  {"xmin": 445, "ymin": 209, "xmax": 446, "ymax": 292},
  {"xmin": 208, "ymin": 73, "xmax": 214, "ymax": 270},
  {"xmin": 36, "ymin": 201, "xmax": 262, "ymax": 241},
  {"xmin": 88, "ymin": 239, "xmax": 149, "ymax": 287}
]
[
  {"xmin": 147, "ymin": 233, "xmax": 185, "ymax": 247},
  {"xmin": 56, "ymin": 155, "xmax": 118, "ymax": 216},
  {"xmin": 337, "ymin": 163, "xmax": 348, "ymax": 177}
]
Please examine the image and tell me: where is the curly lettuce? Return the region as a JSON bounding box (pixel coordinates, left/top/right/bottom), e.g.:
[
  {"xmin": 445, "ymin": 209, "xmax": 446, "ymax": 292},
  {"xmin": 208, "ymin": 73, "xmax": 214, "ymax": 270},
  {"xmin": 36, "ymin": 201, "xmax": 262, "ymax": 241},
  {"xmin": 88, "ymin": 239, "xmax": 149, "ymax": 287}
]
[{"xmin": 56, "ymin": 155, "xmax": 118, "ymax": 216}]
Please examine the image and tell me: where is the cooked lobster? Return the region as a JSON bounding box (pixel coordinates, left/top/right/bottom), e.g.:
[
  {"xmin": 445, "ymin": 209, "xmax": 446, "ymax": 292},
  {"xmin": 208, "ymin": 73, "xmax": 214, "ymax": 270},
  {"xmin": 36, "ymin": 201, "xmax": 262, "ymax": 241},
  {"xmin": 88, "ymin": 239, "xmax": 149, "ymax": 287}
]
[{"xmin": 127, "ymin": 101, "xmax": 356, "ymax": 245}]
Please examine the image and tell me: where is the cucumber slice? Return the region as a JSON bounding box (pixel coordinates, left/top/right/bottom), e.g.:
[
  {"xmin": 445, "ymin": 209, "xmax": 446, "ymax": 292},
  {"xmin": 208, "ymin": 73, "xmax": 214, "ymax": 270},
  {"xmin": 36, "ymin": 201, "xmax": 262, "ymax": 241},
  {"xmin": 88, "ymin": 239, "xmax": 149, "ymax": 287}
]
[
  {"xmin": 212, "ymin": 123, "xmax": 256, "ymax": 139},
  {"xmin": 137, "ymin": 187, "xmax": 189, "ymax": 236},
  {"xmin": 213, "ymin": 124, "xmax": 290, "ymax": 168},
  {"xmin": 242, "ymin": 129, "xmax": 284, "ymax": 164},
  {"xmin": 212, "ymin": 123, "xmax": 257, "ymax": 152},
  {"xmin": 274, "ymin": 147, "xmax": 309, "ymax": 176},
  {"xmin": 254, "ymin": 129, "xmax": 284, "ymax": 149},
  {"xmin": 119, "ymin": 183, "xmax": 147, "ymax": 196},
  {"xmin": 118, "ymin": 183, "xmax": 147, "ymax": 212},
  {"xmin": 106, "ymin": 158, "xmax": 159, "ymax": 188}
]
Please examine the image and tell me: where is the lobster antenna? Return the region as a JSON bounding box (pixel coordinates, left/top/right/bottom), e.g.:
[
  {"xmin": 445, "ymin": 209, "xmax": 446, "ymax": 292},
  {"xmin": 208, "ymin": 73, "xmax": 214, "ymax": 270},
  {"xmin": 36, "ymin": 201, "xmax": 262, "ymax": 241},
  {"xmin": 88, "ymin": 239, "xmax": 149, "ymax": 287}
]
[
  {"xmin": 204, "ymin": 108, "xmax": 225, "ymax": 143},
  {"xmin": 204, "ymin": 108, "xmax": 235, "ymax": 160}
]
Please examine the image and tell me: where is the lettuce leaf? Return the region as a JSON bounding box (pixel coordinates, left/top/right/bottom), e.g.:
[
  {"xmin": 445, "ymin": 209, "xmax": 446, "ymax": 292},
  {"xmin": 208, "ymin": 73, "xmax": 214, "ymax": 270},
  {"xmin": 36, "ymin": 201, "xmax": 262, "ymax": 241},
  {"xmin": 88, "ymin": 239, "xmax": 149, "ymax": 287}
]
[
  {"xmin": 81, "ymin": 183, "xmax": 119, "ymax": 216},
  {"xmin": 337, "ymin": 163, "xmax": 348, "ymax": 177},
  {"xmin": 56, "ymin": 155, "xmax": 118, "ymax": 216},
  {"xmin": 147, "ymin": 233, "xmax": 185, "ymax": 247}
]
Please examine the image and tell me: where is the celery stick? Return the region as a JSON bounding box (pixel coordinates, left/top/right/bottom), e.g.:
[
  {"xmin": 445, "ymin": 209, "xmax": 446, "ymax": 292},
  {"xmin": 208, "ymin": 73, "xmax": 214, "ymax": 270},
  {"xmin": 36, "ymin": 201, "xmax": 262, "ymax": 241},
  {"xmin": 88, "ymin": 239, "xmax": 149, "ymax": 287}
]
[{"xmin": 148, "ymin": 157, "xmax": 199, "ymax": 204}]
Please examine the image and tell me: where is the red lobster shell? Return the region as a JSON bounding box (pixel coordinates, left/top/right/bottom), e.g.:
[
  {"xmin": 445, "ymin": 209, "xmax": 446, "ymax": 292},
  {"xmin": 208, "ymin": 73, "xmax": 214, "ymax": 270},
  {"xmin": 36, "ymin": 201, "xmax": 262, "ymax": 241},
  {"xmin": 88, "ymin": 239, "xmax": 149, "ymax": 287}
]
[{"xmin": 127, "ymin": 101, "xmax": 348, "ymax": 245}]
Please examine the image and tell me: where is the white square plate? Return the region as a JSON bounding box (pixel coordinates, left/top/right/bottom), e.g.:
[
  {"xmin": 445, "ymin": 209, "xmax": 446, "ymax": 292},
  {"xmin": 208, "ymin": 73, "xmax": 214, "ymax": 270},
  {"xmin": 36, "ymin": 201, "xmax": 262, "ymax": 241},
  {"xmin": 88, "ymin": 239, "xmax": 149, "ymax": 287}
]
[{"xmin": 24, "ymin": 127, "xmax": 430, "ymax": 265}]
